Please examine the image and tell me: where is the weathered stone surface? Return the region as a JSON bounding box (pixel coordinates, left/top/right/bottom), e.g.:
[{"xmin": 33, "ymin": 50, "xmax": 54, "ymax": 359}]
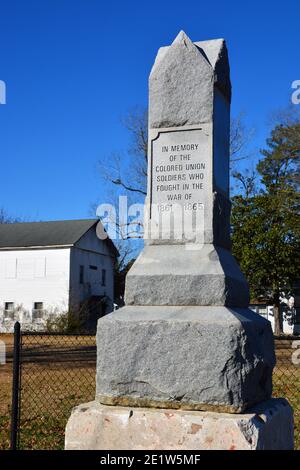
[
  {"xmin": 194, "ymin": 39, "xmax": 231, "ymax": 102},
  {"xmin": 65, "ymin": 399, "xmax": 293, "ymax": 450},
  {"xmin": 96, "ymin": 306, "xmax": 275, "ymax": 412},
  {"xmin": 125, "ymin": 244, "xmax": 249, "ymax": 307},
  {"xmin": 149, "ymin": 31, "xmax": 230, "ymax": 129}
]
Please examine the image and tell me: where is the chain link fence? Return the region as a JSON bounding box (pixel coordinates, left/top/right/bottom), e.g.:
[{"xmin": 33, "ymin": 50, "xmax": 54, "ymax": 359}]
[
  {"xmin": 273, "ymin": 337, "xmax": 300, "ymax": 450},
  {"xmin": 17, "ymin": 329, "xmax": 96, "ymax": 450},
  {"xmin": 1, "ymin": 327, "xmax": 299, "ymax": 450}
]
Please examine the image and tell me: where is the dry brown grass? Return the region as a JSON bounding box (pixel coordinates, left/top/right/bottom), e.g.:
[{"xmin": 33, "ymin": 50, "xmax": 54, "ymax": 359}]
[{"xmin": 0, "ymin": 333, "xmax": 96, "ymax": 449}]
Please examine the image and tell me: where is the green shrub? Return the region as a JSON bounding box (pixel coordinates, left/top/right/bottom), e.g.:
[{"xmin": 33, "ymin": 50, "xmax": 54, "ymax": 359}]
[{"xmin": 45, "ymin": 310, "xmax": 85, "ymax": 334}]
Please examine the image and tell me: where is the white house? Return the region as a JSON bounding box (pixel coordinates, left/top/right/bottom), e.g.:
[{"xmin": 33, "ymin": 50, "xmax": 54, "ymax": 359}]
[
  {"xmin": 250, "ymin": 296, "xmax": 300, "ymax": 336},
  {"xmin": 0, "ymin": 219, "xmax": 118, "ymax": 332}
]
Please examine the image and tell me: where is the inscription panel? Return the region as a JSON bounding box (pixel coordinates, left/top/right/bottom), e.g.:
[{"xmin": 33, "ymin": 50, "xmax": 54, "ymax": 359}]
[{"xmin": 151, "ymin": 129, "xmax": 210, "ymax": 213}]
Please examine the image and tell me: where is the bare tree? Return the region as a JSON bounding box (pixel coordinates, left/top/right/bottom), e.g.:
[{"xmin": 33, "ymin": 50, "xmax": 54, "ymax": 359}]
[
  {"xmin": 98, "ymin": 107, "xmax": 147, "ymax": 198},
  {"xmin": 231, "ymin": 169, "xmax": 257, "ymax": 198},
  {"xmin": 230, "ymin": 112, "xmax": 255, "ymax": 167},
  {"xmin": 268, "ymin": 103, "xmax": 300, "ymax": 128}
]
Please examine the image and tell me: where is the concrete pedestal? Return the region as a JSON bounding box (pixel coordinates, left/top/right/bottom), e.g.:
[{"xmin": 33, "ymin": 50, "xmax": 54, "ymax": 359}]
[{"xmin": 65, "ymin": 398, "xmax": 293, "ymax": 450}]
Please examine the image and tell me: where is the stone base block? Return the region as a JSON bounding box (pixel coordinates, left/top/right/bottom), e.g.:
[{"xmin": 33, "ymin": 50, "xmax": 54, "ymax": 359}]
[
  {"xmin": 96, "ymin": 306, "xmax": 275, "ymax": 412},
  {"xmin": 65, "ymin": 398, "xmax": 293, "ymax": 450}
]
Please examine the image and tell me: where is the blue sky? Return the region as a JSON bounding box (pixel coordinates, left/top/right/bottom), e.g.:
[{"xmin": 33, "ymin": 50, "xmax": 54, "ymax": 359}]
[{"xmin": 0, "ymin": 0, "xmax": 299, "ymax": 221}]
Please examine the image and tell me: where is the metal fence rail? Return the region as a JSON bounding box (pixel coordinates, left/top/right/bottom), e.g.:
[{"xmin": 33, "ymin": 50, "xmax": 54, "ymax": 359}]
[
  {"xmin": 8, "ymin": 324, "xmax": 300, "ymax": 450},
  {"xmin": 10, "ymin": 322, "xmax": 20, "ymax": 450}
]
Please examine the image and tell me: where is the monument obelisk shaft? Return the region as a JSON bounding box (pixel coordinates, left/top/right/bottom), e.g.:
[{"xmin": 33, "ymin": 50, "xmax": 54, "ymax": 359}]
[{"xmin": 125, "ymin": 32, "xmax": 249, "ymax": 307}]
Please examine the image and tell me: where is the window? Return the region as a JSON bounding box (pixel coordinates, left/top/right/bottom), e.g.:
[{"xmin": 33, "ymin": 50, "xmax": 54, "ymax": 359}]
[
  {"xmin": 89, "ymin": 265, "xmax": 98, "ymax": 270},
  {"xmin": 4, "ymin": 302, "xmax": 14, "ymax": 311},
  {"xmin": 101, "ymin": 269, "xmax": 106, "ymax": 287},
  {"xmin": 79, "ymin": 265, "xmax": 84, "ymax": 284},
  {"xmin": 34, "ymin": 302, "xmax": 43, "ymax": 310},
  {"xmin": 32, "ymin": 302, "xmax": 44, "ymax": 321},
  {"xmin": 258, "ymin": 306, "xmax": 267, "ymax": 317},
  {"xmin": 4, "ymin": 302, "xmax": 14, "ymax": 320}
]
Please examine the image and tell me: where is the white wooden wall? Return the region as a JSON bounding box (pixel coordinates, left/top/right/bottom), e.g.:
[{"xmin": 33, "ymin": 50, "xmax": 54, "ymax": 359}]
[{"xmin": 0, "ymin": 248, "xmax": 71, "ymax": 327}]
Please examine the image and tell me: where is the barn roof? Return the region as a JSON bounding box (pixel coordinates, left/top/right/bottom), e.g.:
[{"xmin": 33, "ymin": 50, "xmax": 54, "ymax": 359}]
[{"xmin": 0, "ymin": 219, "xmax": 118, "ymax": 256}]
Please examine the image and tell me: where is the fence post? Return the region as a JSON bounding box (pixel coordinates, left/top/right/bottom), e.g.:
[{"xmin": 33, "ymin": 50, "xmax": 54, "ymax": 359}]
[{"xmin": 10, "ymin": 321, "xmax": 21, "ymax": 450}]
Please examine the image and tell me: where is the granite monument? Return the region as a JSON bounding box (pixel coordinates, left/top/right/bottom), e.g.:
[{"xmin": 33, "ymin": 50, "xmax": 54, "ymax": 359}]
[{"xmin": 65, "ymin": 31, "xmax": 293, "ymax": 450}]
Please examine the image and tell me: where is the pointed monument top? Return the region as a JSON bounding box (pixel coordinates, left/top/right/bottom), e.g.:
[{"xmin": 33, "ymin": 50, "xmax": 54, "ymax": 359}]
[
  {"xmin": 150, "ymin": 30, "xmax": 212, "ymax": 79},
  {"xmin": 150, "ymin": 32, "xmax": 231, "ymax": 114},
  {"xmin": 172, "ymin": 30, "xmax": 194, "ymax": 47}
]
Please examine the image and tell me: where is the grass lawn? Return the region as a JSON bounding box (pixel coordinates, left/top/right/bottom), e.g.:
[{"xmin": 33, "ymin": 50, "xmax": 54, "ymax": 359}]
[
  {"xmin": 0, "ymin": 334, "xmax": 299, "ymax": 450},
  {"xmin": 0, "ymin": 333, "xmax": 96, "ymax": 450}
]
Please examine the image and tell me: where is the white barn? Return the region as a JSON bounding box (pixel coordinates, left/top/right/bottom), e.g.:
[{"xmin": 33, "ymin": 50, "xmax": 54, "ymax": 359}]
[{"xmin": 0, "ymin": 219, "xmax": 118, "ymax": 332}]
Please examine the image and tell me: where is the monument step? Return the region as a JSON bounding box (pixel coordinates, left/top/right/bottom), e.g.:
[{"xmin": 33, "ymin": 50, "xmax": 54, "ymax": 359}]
[{"xmin": 125, "ymin": 244, "xmax": 249, "ymax": 307}]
